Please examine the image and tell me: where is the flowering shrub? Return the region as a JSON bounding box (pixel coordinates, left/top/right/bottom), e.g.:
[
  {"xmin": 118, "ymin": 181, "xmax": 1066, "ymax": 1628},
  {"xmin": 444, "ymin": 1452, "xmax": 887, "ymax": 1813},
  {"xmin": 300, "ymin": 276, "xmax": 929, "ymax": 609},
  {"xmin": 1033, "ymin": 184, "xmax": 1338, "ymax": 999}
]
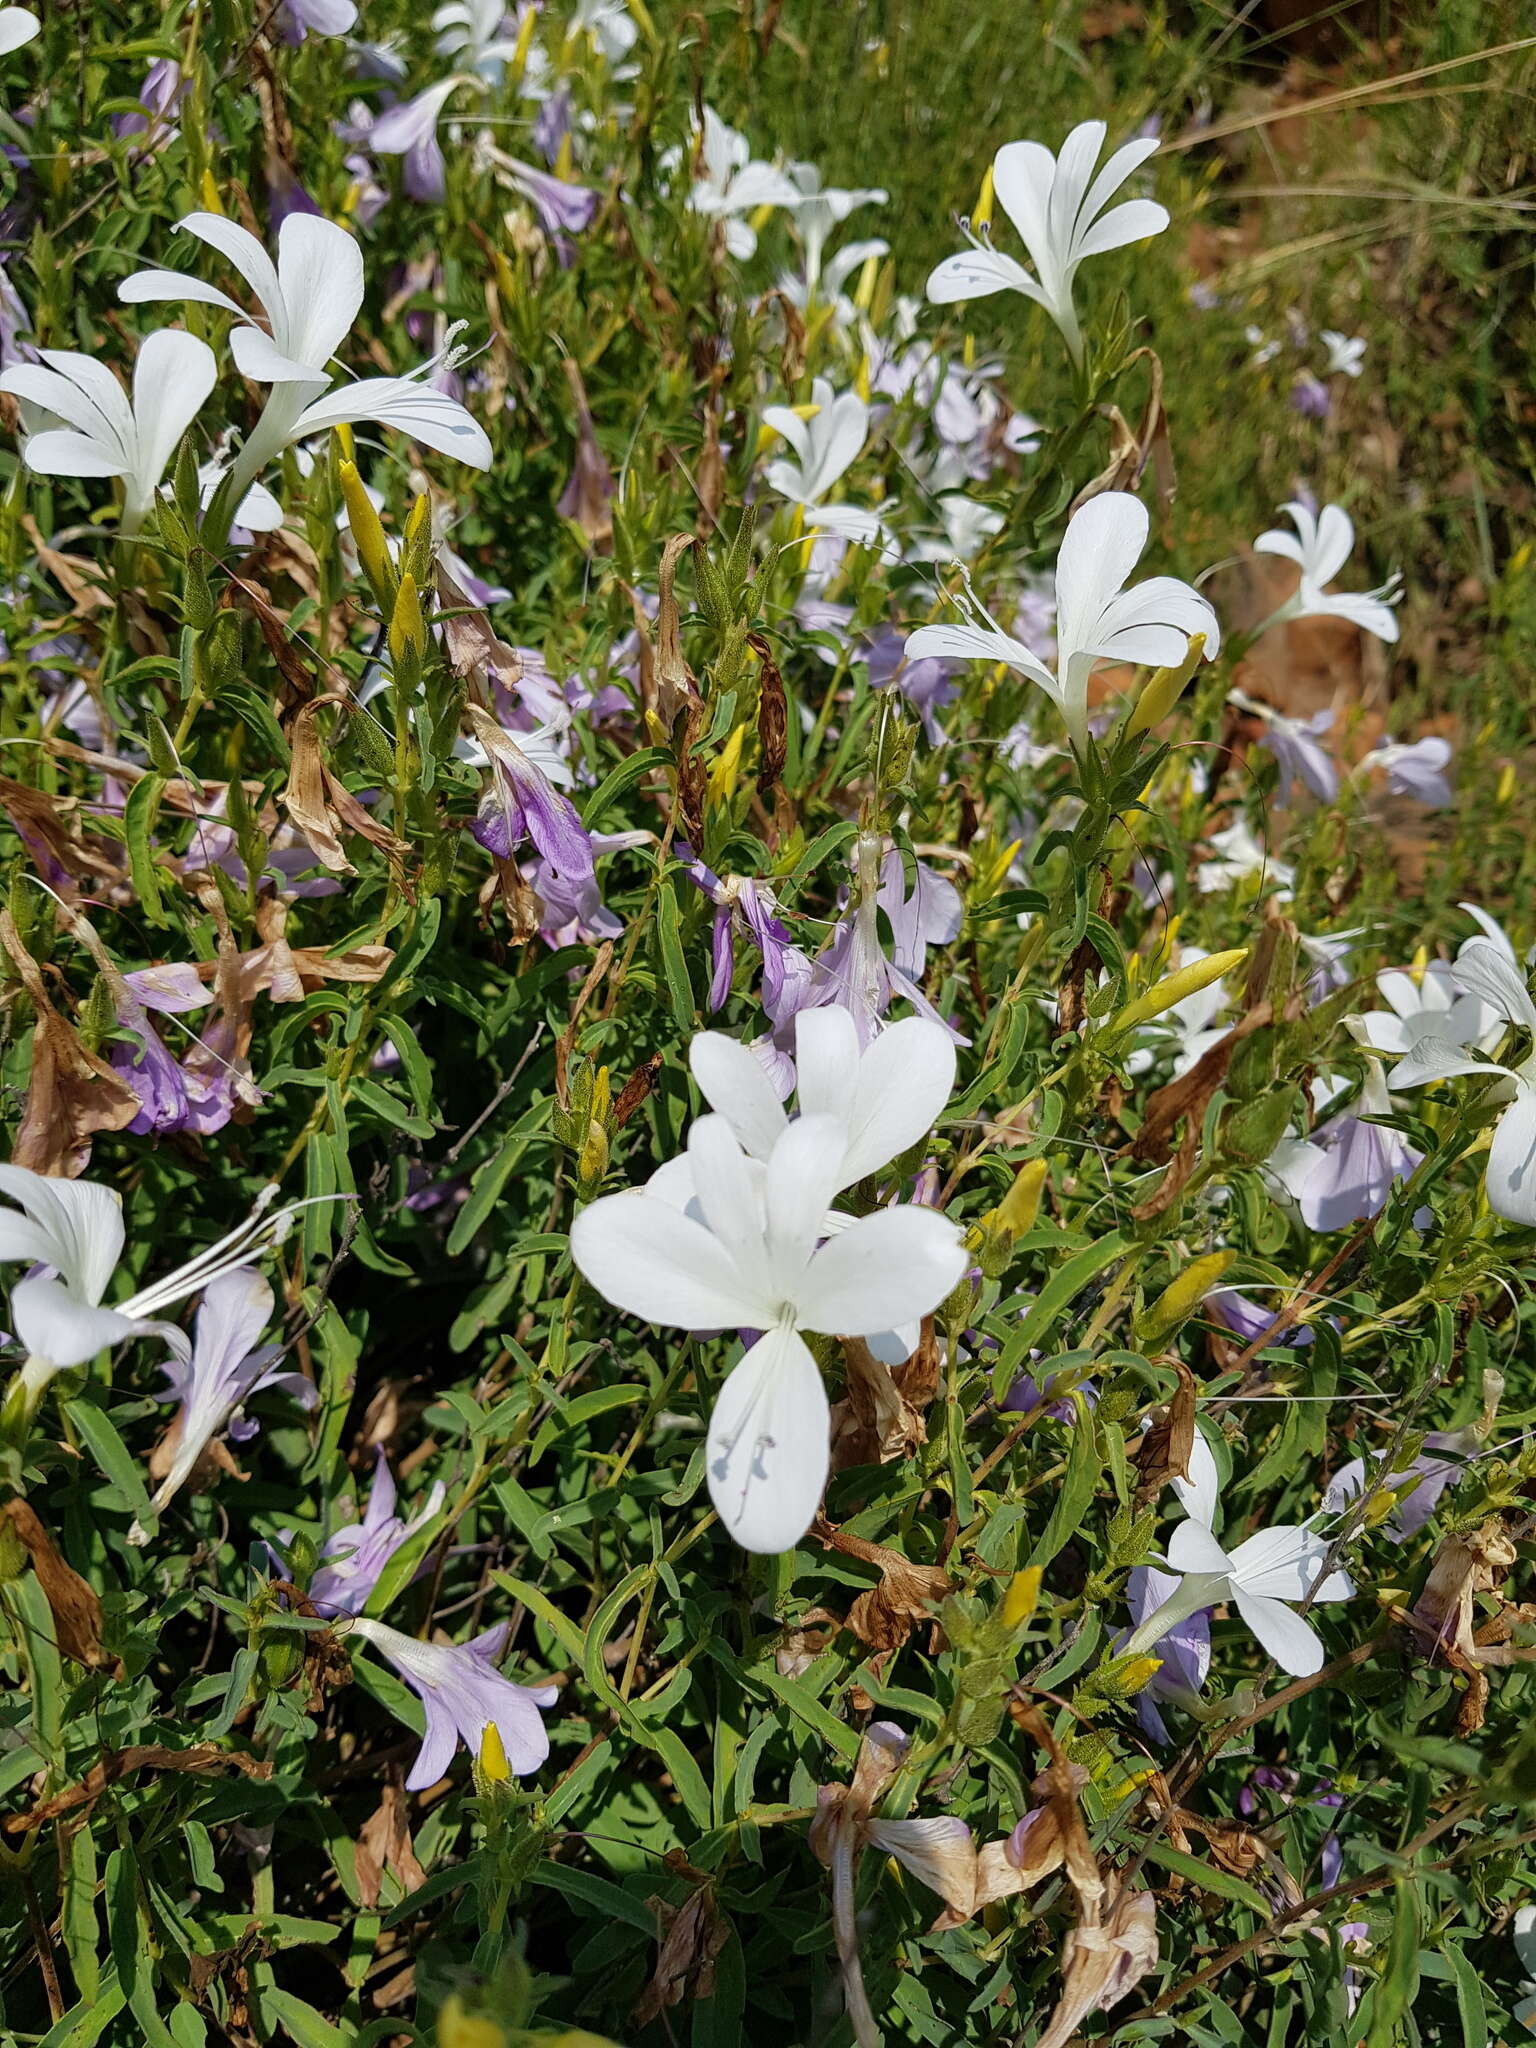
[{"xmin": 1, "ymin": 4, "xmax": 1535, "ymax": 2045}]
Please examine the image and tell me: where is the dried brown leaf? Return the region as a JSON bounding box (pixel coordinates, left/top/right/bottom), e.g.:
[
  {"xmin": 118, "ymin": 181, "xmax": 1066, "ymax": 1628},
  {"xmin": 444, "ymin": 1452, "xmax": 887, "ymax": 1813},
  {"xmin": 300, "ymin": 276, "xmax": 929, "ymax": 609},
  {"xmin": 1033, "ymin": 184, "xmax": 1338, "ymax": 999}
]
[
  {"xmin": 1134, "ymin": 1361, "xmax": 1197, "ymax": 1507},
  {"xmin": 0, "ymin": 907, "xmax": 141, "ymax": 1175},
  {"xmin": 632, "ymin": 1884, "xmax": 728, "ymax": 2026},
  {"xmin": 2, "ymin": 1499, "xmax": 110, "ymax": 1670},
  {"xmin": 355, "ymin": 1774, "xmax": 428, "ymax": 1910}
]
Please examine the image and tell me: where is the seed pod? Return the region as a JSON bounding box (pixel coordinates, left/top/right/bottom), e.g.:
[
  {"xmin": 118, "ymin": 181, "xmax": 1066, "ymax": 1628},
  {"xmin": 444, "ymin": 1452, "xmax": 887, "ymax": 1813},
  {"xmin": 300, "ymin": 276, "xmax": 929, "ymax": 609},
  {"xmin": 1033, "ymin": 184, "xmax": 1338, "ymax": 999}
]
[{"xmin": 1222, "ymin": 1082, "xmax": 1299, "ymax": 1164}]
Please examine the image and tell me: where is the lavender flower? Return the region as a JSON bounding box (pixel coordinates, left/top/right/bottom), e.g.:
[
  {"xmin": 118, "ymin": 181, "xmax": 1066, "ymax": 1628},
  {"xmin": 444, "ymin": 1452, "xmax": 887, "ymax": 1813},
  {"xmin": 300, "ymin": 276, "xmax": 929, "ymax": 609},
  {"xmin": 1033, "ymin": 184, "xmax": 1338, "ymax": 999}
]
[
  {"xmin": 111, "ymin": 59, "xmax": 185, "ymax": 153},
  {"xmin": 1206, "ymin": 1287, "xmax": 1314, "ymax": 1350},
  {"xmin": 346, "ymin": 1616, "xmax": 557, "ymax": 1790},
  {"xmin": 281, "ymin": 0, "xmax": 358, "ymax": 40},
  {"xmin": 807, "ymin": 838, "xmax": 966, "ymax": 1047},
  {"xmin": 1123, "ymin": 1564, "xmax": 1210, "ymax": 1743},
  {"xmin": 1289, "ymin": 374, "xmax": 1330, "ymax": 419},
  {"xmin": 110, "ymin": 961, "xmax": 213, "ymax": 1136},
  {"xmin": 864, "ymin": 624, "xmax": 959, "ymax": 744},
  {"xmin": 307, "ymin": 1452, "xmax": 446, "ymax": 1618},
  {"xmin": 134, "ymin": 1269, "xmax": 315, "ymax": 1534},
  {"xmin": 1360, "ymin": 735, "xmax": 1453, "ymax": 808},
  {"xmin": 1290, "ymin": 1058, "xmax": 1423, "ymax": 1233},
  {"xmin": 1322, "ymin": 1428, "xmax": 1478, "ymax": 1540},
  {"xmin": 463, "ymin": 705, "xmax": 595, "ymax": 885}
]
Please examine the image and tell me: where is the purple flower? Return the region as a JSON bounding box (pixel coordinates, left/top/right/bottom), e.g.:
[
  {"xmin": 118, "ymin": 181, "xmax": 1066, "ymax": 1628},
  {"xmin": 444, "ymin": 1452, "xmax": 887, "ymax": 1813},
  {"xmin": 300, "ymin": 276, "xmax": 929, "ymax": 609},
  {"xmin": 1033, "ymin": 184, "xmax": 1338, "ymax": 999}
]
[
  {"xmin": 1296, "ymin": 1061, "xmax": 1422, "ymax": 1233},
  {"xmin": 348, "ymin": 1616, "xmax": 557, "ymax": 1790},
  {"xmin": 1300, "ymin": 929, "xmax": 1360, "ymax": 1002},
  {"xmin": 864, "ymin": 624, "xmax": 959, "ymax": 744},
  {"xmin": 268, "ymin": 161, "xmax": 322, "ymax": 228},
  {"xmin": 136, "ymin": 1269, "xmax": 315, "ymax": 1530},
  {"xmin": 1123, "ymin": 1564, "xmax": 1210, "ymax": 1743},
  {"xmin": 502, "ymin": 156, "xmax": 600, "ymax": 237},
  {"xmin": 533, "ymin": 86, "xmax": 572, "ymax": 165},
  {"xmin": 1257, "ymin": 706, "xmax": 1338, "ymax": 807},
  {"xmin": 1322, "ymin": 1427, "xmax": 1476, "ymax": 1540},
  {"xmin": 111, "ymin": 60, "xmax": 185, "ymax": 152},
  {"xmin": 527, "ymin": 827, "xmax": 647, "ymax": 946},
  {"xmin": 1205, "ymin": 1287, "xmax": 1314, "ymax": 1350},
  {"xmin": 281, "ymin": 0, "xmax": 358, "ymax": 42},
  {"xmin": 369, "ymin": 80, "xmax": 458, "ymax": 203},
  {"xmin": 465, "ymin": 708, "xmax": 595, "ymax": 885},
  {"xmin": 308, "ymin": 1453, "xmax": 446, "ymax": 1618},
  {"xmin": 806, "ymin": 840, "xmax": 967, "ymax": 1047},
  {"xmin": 1290, "ymin": 374, "xmax": 1330, "ymax": 419},
  {"xmin": 1002, "ymin": 1369, "xmax": 1098, "ymax": 1423},
  {"xmin": 0, "ymin": 258, "xmax": 34, "ymax": 370},
  {"xmin": 1363, "ymin": 736, "xmax": 1453, "ymax": 809},
  {"xmin": 676, "ymin": 845, "xmax": 813, "ymax": 1027}
]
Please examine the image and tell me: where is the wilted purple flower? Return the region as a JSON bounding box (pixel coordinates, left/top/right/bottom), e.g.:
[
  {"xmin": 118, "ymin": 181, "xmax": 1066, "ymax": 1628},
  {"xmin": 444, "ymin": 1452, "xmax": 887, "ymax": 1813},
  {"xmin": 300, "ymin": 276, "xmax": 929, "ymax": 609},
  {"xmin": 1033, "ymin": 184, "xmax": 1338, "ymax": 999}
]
[
  {"xmin": 347, "ymin": 1616, "xmax": 557, "ymax": 1790},
  {"xmin": 307, "ymin": 1453, "xmax": 446, "ymax": 1618},
  {"xmin": 1290, "ymin": 373, "xmax": 1330, "ymax": 419},
  {"xmin": 1123, "ymin": 1564, "xmax": 1210, "ymax": 1743},
  {"xmin": 1206, "ymin": 1287, "xmax": 1314, "ymax": 1350},
  {"xmin": 268, "ymin": 161, "xmax": 322, "ymax": 228},
  {"xmin": 438, "ymin": 540, "xmax": 509, "ymax": 608},
  {"xmin": 110, "ymin": 961, "xmax": 212, "ymax": 1136},
  {"xmin": 528, "ymin": 827, "xmax": 647, "ymax": 946},
  {"xmin": 370, "ymin": 80, "xmax": 458, "ymax": 202},
  {"xmin": 134, "ymin": 1269, "xmax": 315, "ymax": 1533},
  {"xmin": 676, "ymin": 845, "xmax": 812, "ymax": 1025},
  {"xmin": 1001, "ymin": 1368, "xmax": 1098, "ymax": 1423},
  {"xmin": 1361, "ymin": 735, "xmax": 1453, "ymax": 808}
]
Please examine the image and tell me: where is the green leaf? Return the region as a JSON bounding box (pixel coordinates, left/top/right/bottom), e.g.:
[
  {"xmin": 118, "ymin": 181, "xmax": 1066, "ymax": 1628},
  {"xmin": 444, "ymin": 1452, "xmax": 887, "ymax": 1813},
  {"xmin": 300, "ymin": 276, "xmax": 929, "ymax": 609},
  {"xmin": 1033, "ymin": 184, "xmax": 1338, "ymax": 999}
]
[
  {"xmin": 656, "ymin": 874, "xmax": 696, "ymax": 1032},
  {"xmin": 1027, "ymin": 1395, "xmax": 1101, "ymax": 1572},
  {"xmin": 1135, "ymin": 1840, "xmax": 1271, "ymax": 1916},
  {"xmin": 1367, "ymin": 1878, "xmax": 1421, "ymax": 2048},
  {"xmin": 123, "ymin": 773, "xmax": 168, "ymax": 926}
]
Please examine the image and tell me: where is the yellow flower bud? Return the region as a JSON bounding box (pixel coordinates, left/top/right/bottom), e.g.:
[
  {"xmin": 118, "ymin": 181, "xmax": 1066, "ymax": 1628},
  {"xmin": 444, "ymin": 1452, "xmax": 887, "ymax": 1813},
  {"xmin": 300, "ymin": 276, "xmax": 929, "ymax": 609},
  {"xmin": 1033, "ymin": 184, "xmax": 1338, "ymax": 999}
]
[
  {"xmin": 1498, "ymin": 762, "xmax": 1516, "ymax": 807},
  {"xmin": 1110, "ymin": 947, "xmax": 1247, "ymax": 1037},
  {"xmin": 1001, "ymin": 1566, "xmax": 1042, "ymax": 1629},
  {"xmin": 1125, "ymin": 632, "xmax": 1208, "ymax": 737},
  {"xmin": 854, "ymin": 351, "xmax": 873, "ymax": 403},
  {"xmin": 972, "ymin": 163, "xmax": 996, "ymax": 231},
  {"xmin": 199, "ymin": 170, "xmax": 225, "ymax": 216},
  {"xmin": 404, "ymin": 493, "xmax": 432, "ymax": 547},
  {"xmin": 1136, "ymin": 1248, "xmax": 1238, "ymax": 1349},
  {"xmin": 993, "ymin": 1158, "xmax": 1047, "ymax": 1241},
  {"xmin": 389, "ymin": 571, "xmax": 427, "ymax": 670},
  {"xmin": 1105, "ymin": 1654, "xmax": 1165, "ymax": 1699},
  {"xmin": 853, "ymin": 253, "xmax": 881, "ymax": 313},
  {"xmin": 339, "ymin": 459, "xmax": 397, "ymax": 609},
  {"xmin": 438, "ymin": 1994, "xmax": 508, "ymax": 2048},
  {"xmin": 708, "ymin": 724, "xmax": 747, "ymax": 807},
  {"xmin": 478, "ymin": 1719, "xmax": 511, "ymax": 1783},
  {"xmin": 507, "ymin": 2, "xmax": 539, "ymax": 83}
]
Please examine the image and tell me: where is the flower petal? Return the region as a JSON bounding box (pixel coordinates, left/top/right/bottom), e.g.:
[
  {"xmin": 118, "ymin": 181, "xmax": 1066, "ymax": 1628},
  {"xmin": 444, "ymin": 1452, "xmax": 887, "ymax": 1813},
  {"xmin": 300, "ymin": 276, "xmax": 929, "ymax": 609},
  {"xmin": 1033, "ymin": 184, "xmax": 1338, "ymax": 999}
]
[
  {"xmin": 570, "ymin": 1190, "xmax": 775, "ymax": 1331},
  {"xmin": 706, "ymin": 1324, "xmax": 829, "ymax": 1553},
  {"xmin": 1231, "ymin": 1588, "xmax": 1326, "ymax": 1677},
  {"xmin": 795, "ymin": 1205, "xmax": 965, "ymax": 1336},
  {"xmin": 925, "ymin": 247, "xmax": 1039, "ymax": 306},
  {"xmin": 689, "ymin": 1030, "xmax": 788, "ymax": 1159},
  {"xmin": 1487, "ymin": 1088, "xmax": 1536, "ymax": 1226}
]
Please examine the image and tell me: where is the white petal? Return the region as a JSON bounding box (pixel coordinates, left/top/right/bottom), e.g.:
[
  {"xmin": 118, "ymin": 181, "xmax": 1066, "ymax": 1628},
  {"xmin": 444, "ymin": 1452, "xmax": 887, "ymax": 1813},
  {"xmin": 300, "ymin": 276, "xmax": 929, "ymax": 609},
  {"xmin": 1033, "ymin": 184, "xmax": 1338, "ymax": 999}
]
[
  {"xmin": 1487, "ymin": 1090, "xmax": 1536, "ymax": 1226},
  {"xmin": 837, "ymin": 1016, "xmax": 956, "ymax": 1185},
  {"xmin": 706, "ymin": 1326, "xmax": 829, "ymax": 1553},
  {"xmin": 925, "ymin": 247, "xmax": 1038, "ymax": 306},
  {"xmin": 1453, "ymin": 938, "xmax": 1536, "ymax": 1034},
  {"xmin": 1169, "ymin": 1422, "xmax": 1221, "ymax": 1530},
  {"xmin": 274, "ymin": 213, "xmax": 365, "ymax": 371},
  {"xmin": 1055, "ymin": 491, "xmax": 1148, "ymax": 652},
  {"xmin": 570, "ymin": 1190, "xmax": 774, "ymax": 1330},
  {"xmin": 1309, "ymin": 503, "xmax": 1356, "ymax": 587},
  {"xmin": 10, "ymin": 1275, "xmax": 138, "ymax": 1370},
  {"xmin": 0, "ymin": 10, "xmax": 40, "ymax": 56},
  {"xmin": 229, "ymin": 325, "xmax": 333, "ymax": 387},
  {"xmin": 1073, "ymin": 196, "xmax": 1169, "ymax": 260},
  {"xmin": 130, "ymin": 330, "xmax": 218, "ymax": 497},
  {"xmin": 690, "ymin": 1031, "xmax": 789, "ymax": 1159},
  {"xmin": 1166, "ymin": 1519, "xmax": 1231, "ymax": 1576},
  {"xmin": 991, "ymin": 138, "xmax": 1058, "ymax": 276},
  {"xmin": 0, "ymin": 1166, "xmax": 124, "ymax": 1301},
  {"xmin": 793, "ymin": 1005, "xmax": 861, "ymax": 1127},
  {"xmin": 173, "ymin": 212, "xmax": 285, "ymax": 329},
  {"xmin": 763, "ymin": 1113, "xmax": 849, "ymax": 1293},
  {"xmin": 794, "ymin": 1205, "xmax": 965, "ymax": 1336},
  {"xmin": 17, "ymin": 430, "xmax": 124, "ymax": 479},
  {"xmin": 292, "ymin": 377, "xmax": 492, "ymax": 469},
  {"xmin": 117, "ymin": 270, "xmax": 251, "ymax": 322},
  {"xmin": 686, "ymin": 1115, "xmax": 774, "ymax": 1302},
  {"xmin": 1232, "ymin": 1588, "xmax": 1325, "ymax": 1677},
  {"xmin": 1390, "ymin": 1037, "xmax": 1511, "ymax": 1091},
  {"xmin": 903, "ymin": 621, "xmax": 1058, "ymax": 696},
  {"xmin": 1227, "ymin": 1523, "xmax": 1332, "ymax": 1599}
]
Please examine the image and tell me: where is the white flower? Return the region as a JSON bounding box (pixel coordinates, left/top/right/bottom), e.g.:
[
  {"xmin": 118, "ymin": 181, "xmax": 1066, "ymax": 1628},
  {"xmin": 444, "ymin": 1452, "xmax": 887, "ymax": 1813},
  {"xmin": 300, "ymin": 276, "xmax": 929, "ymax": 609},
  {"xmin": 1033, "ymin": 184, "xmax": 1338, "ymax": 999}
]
[
  {"xmin": 119, "ymin": 213, "xmax": 490, "ymax": 503},
  {"xmin": 433, "ymin": 0, "xmax": 522, "ymax": 77},
  {"xmin": 1352, "ymin": 961, "xmax": 1497, "ymax": 1059},
  {"xmin": 1389, "ymin": 939, "xmax": 1536, "ymax": 1226},
  {"xmin": 0, "ymin": 7, "xmax": 38, "ymax": 57},
  {"xmin": 905, "ymin": 491, "xmax": 1218, "ymax": 751},
  {"xmin": 1196, "ymin": 817, "xmax": 1294, "ymax": 896},
  {"xmin": 1253, "ymin": 501, "xmax": 1401, "ymax": 644},
  {"xmin": 0, "ymin": 332, "xmax": 216, "ymax": 534},
  {"xmin": 570, "ymin": 1112, "xmax": 966, "ymax": 1553},
  {"xmin": 0, "ymin": 1167, "xmax": 307, "ymax": 1424},
  {"xmin": 1125, "ymin": 1516, "xmax": 1354, "ymax": 1678},
  {"xmin": 761, "ymin": 377, "xmax": 883, "ymax": 545},
  {"xmin": 926, "ymin": 121, "xmax": 1169, "ymax": 361},
  {"xmin": 1321, "ymin": 330, "xmax": 1366, "ymax": 377},
  {"xmin": 785, "ymin": 162, "xmax": 887, "ymax": 291},
  {"xmin": 678, "ymin": 107, "xmax": 801, "ymax": 258}
]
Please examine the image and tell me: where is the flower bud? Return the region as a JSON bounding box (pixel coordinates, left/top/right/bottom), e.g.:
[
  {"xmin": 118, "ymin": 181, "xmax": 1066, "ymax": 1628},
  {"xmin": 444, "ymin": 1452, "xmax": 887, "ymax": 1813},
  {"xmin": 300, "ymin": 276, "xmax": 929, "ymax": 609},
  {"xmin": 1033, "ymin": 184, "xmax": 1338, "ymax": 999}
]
[
  {"xmin": 991, "ymin": 1158, "xmax": 1047, "ymax": 1241},
  {"xmin": 341, "ymin": 459, "xmax": 398, "ymax": 611},
  {"xmin": 389, "ymin": 571, "xmax": 427, "ymax": 672},
  {"xmin": 183, "ymin": 548, "xmax": 216, "ymax": 632},
  {"xmin": 1221, "ymin": 1083, "xmax": 1298, "ymax": 1165},
  {"xmin": 1125, "ymin": 632, "xmax": 1207, "ymax": 737},
  {"xmin": 202, "ymin": 610, "xmax": 245, "ymax": 691},
  {"xmin": 1109, "ymin": 947, "xmax": 1246, "ymax": 1037},
  {"xmin": 1001, "ymin": 1567, "xmax": 1042, "ymax": 1630},
  {"xmin": 1136, "ymin": 1249, "xmax": 1237, "ymax": 1349}
]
